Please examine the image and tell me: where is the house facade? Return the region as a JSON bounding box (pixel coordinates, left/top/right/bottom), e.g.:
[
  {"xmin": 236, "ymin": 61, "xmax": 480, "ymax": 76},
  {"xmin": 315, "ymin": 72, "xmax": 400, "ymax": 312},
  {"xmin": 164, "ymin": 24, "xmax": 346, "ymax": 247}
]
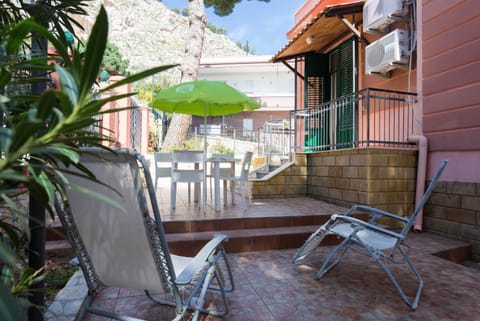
[
  {"xmin": 268, "ymin": 0, "xmax": 480, "ymax": 259},
  {"xmin": 96, "ymin": 75, "xmax": 151, "ymax": 155},
  {"xmin": 195, "ymin": 55, "xmax": 295, "ymax": 134}
]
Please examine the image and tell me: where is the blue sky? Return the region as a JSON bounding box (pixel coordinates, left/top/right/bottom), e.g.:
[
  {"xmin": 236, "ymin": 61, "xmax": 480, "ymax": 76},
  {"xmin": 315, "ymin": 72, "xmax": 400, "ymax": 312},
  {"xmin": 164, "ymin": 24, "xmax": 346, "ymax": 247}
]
[{"xmin": 161, "ymin": 0, "xmax": 305, "ymax": 55}]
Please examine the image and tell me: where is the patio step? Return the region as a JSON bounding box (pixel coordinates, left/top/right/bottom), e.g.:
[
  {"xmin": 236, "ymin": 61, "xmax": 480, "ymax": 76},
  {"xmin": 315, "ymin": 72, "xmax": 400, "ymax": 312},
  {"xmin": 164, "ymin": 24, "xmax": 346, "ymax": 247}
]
[
  {"xmin": 163, "ymin": 215, "xmax": 346, "ymax": 256},
  {"xmin": 166, "ymin": 224, "xmax": 341, "ymax": 256},
  {"xmin": 45, "ymin": 214, "xmax": 369, "ymax": 256}
]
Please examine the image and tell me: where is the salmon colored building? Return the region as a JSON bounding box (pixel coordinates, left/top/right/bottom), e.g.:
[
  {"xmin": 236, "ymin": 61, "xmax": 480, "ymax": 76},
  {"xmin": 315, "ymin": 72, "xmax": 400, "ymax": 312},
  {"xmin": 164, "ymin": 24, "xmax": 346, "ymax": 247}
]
[
  {"xmin": 96, "ymin": 75, "xmax": 150, "ymax": 155},
  {"xmin": 270, "ymin": 0, "xmax": 480, "ymax": 259},
  {"xmin": 47, "ymin": 47, "xmax": 152, "ymax": 155}
]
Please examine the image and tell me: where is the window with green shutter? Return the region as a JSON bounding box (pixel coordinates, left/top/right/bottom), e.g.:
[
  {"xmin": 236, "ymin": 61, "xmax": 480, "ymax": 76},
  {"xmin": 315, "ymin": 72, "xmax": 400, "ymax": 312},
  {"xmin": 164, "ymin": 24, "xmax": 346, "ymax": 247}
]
[
  {"xmin": 304, "ymin": 53, "xmax": 329, "ymax": 151},
  {"xmin": 302, "ymin": 39, "xmax": 356, "ymax": 151},
  {"xmin": 330, "ymin": 40, "xmax": 355, "ymax": 149}
]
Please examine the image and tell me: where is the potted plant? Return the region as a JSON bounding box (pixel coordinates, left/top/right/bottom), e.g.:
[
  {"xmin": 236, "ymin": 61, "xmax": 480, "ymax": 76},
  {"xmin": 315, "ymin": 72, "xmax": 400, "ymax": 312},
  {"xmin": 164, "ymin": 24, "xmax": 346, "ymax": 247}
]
[{"xmin": 0, "ymin": 6, "xmax": 174, "ymax": 320}]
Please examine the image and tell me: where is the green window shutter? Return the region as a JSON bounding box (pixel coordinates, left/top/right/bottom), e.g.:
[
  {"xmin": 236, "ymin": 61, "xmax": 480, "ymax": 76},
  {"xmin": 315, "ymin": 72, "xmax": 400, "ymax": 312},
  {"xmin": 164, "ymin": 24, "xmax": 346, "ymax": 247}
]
[
  {"xmin": 337, "ymin": 40, "xmax": 354, "ymax": 97},
  {"xmin": 334, "ymin": 40, "xmax": 355, "ymax": 148}
]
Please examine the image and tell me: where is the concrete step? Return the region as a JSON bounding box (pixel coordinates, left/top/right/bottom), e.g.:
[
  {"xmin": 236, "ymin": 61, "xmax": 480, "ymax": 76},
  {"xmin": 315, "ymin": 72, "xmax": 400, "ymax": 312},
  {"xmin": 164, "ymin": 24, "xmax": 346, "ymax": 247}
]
[
  {"xmin": 166, "ymin": 225, "xmax": 341, "ymax": 256},
  {"xmin": 162, "ymin": 214, "xmax": 346, "ymax": 256},
  {"xmin": 46, "ymin": 214, "xmax": 369, "ymax": 256},
  {"xmin": 162, "ymin": 214, "xmax": 333, "ymax": 234},
  {"xmin": 46, "ymin": 220, "xmax": 66, "ymax": 241},
  {"xmin": 45, "ymin": 239, "xmax": 74, "ymax": 256}
]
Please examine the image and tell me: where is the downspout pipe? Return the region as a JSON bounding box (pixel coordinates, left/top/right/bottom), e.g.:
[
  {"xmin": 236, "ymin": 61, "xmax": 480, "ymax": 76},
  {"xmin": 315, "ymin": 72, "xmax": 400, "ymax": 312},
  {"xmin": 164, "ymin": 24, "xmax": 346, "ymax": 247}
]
[{"xmin": 408, "ymin": 135, "xmax": 428, "ymax": 231}]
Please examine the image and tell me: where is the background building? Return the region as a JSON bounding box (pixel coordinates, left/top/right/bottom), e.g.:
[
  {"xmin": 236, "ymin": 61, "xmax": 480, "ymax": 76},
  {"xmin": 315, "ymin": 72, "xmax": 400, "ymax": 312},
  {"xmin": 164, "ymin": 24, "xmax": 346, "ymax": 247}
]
[{"xmin": 195, "ymin": 55, "xmax": 295, "ymax": 135}]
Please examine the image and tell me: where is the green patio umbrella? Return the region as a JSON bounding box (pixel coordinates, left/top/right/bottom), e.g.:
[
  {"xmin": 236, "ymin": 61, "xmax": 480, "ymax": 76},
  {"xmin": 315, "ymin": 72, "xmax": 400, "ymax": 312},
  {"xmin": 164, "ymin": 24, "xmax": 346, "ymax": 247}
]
[{"xmin": 150, "ymin": 79, "xmax": 261, "ymax": 153}]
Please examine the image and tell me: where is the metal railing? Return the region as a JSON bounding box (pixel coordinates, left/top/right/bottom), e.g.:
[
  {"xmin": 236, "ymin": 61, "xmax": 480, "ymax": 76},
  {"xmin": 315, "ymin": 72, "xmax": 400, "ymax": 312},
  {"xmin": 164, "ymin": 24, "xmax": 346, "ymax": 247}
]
[
  {"xmin": 190, "ymin": 123, "xmax": 293, "ymax": 159},
  {"xmin": 290, "ymin": 88, "xmax": 417, "ymax": 153}
]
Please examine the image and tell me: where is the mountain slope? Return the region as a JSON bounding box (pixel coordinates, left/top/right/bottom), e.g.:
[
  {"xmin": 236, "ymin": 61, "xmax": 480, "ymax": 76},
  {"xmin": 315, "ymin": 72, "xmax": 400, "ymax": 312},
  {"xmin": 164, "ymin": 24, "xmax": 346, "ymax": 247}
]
[{"xmin": 74, "ymin": 0, "xmax": 247, "ymax": 77}]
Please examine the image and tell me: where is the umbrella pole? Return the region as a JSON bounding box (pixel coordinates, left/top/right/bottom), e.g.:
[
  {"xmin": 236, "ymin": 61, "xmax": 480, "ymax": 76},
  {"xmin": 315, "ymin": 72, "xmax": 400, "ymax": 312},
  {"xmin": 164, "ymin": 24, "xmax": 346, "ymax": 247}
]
[
  {"xmin": 204, "ymin": 114, "xmax": 207, "ymax": 155},
  {"xmin": 203, "ymin": 104, "xmax": 207, "ymax": 211}
]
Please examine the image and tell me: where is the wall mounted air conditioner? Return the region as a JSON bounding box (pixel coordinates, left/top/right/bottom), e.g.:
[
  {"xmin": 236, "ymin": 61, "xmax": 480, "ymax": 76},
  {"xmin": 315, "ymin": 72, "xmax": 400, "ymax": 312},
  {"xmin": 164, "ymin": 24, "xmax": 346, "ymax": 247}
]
[
  {"xmin": 363, "ymin": 0, "xmax": 406, "ymax": 33},
  {"xmin": 365, "ymin": 29, "xmax": 409, "ymax": 75}
]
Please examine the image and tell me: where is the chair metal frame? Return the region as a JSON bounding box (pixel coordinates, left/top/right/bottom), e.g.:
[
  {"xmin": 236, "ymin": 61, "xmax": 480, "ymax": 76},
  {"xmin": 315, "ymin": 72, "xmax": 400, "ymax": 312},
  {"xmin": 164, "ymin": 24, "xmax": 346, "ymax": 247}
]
[
  {"xmin": 55, "ymin": 148, "xmax": 234, "ymax": 321},
  {"xmin": 293, "ymin": 160, "xmax": 447, "ymax": 310}
]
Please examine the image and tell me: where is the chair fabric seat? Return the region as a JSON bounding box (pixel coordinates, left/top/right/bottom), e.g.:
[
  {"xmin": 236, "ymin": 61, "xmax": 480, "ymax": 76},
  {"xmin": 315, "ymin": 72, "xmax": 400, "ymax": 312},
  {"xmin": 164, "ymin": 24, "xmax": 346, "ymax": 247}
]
[
  {"xmin": 330, "ymin": 223, "xmax": 397, "ymax": 250},
  {"xmin": 171, "ymin": 254, "xmax": 197, "ymax": 278}
]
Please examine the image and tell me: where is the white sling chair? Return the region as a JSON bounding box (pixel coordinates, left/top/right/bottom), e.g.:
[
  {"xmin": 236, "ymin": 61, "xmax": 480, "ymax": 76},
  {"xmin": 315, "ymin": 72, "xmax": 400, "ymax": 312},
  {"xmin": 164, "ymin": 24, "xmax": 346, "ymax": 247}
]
[
  {"xmin": 55, "ymin": 148, "xmax": 234, "ymax": 321},
  {"xmin": 293, "ymin": 160, "xmax": 447, "ymax": 310}
]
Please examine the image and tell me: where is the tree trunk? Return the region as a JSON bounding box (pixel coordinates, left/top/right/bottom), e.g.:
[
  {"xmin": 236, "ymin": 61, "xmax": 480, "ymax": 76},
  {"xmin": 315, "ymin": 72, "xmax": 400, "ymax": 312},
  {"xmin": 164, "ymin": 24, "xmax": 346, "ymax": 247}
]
[{"xmin": 162, "ymin": 0, "xmax": 206, "ymax": 151}]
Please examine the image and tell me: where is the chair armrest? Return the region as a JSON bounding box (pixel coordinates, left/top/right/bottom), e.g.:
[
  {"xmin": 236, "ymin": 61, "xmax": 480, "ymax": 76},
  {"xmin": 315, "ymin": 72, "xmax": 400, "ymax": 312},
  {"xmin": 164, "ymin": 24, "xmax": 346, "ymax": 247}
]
[
  {"xmin": 346, "ymin": 205, "xmax": 409, "ymax": 223},
  {"xmin": 175, "ymin": 234, "xmax": 228, "ymax": 285},
  {"xmin": 332, "ymin": 214, "xmax": 405, "ymax": 240}
]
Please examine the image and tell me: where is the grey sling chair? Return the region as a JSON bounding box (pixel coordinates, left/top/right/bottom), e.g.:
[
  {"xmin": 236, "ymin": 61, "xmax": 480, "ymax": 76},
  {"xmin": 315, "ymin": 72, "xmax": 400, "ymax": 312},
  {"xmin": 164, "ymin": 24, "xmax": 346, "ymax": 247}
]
[
  {"xmin": 293, "ymin": 160, "xmax": 447, "ymax": 310},
  {"xmin": 54, "ymin": 148, "xmax": 234, "ymax": 321}
]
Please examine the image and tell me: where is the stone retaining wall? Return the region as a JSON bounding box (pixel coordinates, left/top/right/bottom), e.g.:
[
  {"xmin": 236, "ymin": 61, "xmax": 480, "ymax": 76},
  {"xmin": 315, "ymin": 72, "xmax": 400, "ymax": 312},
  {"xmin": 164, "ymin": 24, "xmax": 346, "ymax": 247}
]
[{"xmin": 424, "ymin": 181, "xmax": 480, "ymax": 261}]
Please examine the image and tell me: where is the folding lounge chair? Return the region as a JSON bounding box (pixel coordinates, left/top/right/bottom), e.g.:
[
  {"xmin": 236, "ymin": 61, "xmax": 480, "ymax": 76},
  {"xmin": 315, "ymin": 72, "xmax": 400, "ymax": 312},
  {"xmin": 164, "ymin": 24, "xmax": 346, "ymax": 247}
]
[
  {"xmin": 293, "ymin": 160, "xmax": 447, "ymax": 310},
  {"xmin": 55, "ymin": 148, "xmax": 234, "ymax": 321}
]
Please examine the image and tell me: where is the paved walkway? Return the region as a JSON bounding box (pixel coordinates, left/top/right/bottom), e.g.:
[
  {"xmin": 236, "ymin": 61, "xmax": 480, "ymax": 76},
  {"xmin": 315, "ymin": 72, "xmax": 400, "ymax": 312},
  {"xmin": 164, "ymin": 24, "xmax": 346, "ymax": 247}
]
[{"xmin": 45, "ymin": 178, "xmax": 480, "ymax": 321}]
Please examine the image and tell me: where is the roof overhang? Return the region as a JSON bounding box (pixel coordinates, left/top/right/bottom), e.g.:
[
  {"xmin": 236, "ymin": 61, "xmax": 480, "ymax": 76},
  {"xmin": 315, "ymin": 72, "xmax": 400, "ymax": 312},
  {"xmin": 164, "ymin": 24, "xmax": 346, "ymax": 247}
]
[{"xmin": 272, "ymin": 1, "xmax": 364, "ymax": 62}]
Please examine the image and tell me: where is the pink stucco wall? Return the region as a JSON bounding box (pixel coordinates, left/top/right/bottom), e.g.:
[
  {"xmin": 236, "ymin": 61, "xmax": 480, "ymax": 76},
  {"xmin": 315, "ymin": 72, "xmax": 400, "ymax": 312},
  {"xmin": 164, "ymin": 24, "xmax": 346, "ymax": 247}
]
[{"xmin": 420, "ymin": 0, "xmax": 480, "ymax": 182}]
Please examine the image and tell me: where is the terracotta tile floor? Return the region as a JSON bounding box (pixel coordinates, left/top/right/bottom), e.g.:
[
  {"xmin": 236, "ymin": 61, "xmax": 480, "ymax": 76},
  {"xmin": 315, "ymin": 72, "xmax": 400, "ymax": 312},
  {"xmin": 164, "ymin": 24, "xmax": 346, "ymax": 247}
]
[
  {"xmin": 154, "ymin": 177, "xmax": 349, "ymax": 222},
  {"xmin": 81, "ymin": 232, "xmax": 480, "ymax": 321},
  {"xmin": 53, "ymin": 178, "xmax": 480, "ymax": 321}
]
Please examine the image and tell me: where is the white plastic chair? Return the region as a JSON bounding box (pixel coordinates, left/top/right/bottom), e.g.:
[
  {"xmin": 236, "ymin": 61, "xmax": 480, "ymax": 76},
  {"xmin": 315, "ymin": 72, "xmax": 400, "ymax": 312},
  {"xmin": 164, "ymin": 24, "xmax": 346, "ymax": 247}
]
[
  {"xmin": 293, "ymin": 160, "xmax": 447, "ymax": 310},
  {"xmin": 170, "ymin": 150, "xmax": 206, "ymax": 211},
  {"xmin": 207, "ymin": 153, "xmax": 235, "ymax": 201},
  {"xmin": 54, "ymin": 148, "xmax": 234, "ymax": 321},
  {"xmin": 220, "ymin": 151, "xmax": 253, "ymax": 210},
  {"xmin": 153, "ymin": 151, "xmax": 171, "ymax": 190}
]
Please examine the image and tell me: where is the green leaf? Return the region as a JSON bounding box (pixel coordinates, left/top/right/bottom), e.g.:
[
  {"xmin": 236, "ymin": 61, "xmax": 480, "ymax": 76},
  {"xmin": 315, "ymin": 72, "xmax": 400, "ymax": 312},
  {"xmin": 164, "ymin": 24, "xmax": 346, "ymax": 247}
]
[
  {"xmin": 0, "ymin": 127, "xmax": 13, "ymax": 153},
  {"xmin": 55, "ymin": 65, "xmax": 78, "ymax": 107},
  {"xmin": 36, "ymin": 91, "xmax": 61, "ymax": 120},
  {"xmin": 79, "ymin": 6, "xmax": 108, "ymax": 99},
  {"xmin": 0, "ymin": 282, "xmax": 25, "ymax": 321},
  {"xmin": 0, "ymin": 169, "xmax": 30, "ymax": 183},
  {"xmin": 5, "ymin": 19, "xmax": 32, "ymax": 54},
  {"xmin": 0, "ymin": 221, "xmax": 22, "ymax": 252},
  {"xmin": 46, "ymin": 145, "xmax": 80, "ymax": 164},
  {"xmin": 36, "ymin": 170, "xmax": 56, "ymax": 205},
  {"xmin": 101, "ymin": 65, "xmax": 177, "ymax": 93},
  {"xmin": 0, "ymin": 241, "xmax": 18, "ymax": 267}
]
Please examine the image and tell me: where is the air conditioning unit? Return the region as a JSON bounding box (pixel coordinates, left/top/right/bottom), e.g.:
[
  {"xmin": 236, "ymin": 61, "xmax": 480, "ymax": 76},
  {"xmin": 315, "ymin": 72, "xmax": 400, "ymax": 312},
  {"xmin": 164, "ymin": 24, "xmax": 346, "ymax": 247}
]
[
  {"xmin": 363, "ymin": 0, "xmax": 406, "ymax": 33},
  {"xmin": 365, "ymin": 29, "xmax": 409, "ymax": 75}
]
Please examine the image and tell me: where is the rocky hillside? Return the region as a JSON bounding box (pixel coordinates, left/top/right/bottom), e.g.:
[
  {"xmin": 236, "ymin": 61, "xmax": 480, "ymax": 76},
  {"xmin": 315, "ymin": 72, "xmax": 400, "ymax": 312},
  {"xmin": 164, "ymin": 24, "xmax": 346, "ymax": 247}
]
[{"xmin": 74, "ymin": 0, "xmax": 247, "ymax": 79}]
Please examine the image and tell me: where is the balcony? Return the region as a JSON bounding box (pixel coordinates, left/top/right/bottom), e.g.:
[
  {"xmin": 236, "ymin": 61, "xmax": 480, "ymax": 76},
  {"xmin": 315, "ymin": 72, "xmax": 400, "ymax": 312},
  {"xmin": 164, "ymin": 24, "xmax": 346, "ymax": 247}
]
[{"xmin": 291, "ymin": 88, "xmax": 418, "ymax": 153}]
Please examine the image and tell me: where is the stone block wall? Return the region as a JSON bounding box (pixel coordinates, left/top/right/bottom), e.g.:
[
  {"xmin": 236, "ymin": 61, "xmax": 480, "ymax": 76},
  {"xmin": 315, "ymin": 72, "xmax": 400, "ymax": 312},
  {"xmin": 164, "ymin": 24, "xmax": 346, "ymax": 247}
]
[
  {"xmin": 307, "ymin": 148, "xmax": 418, "ymax": 217},
  {"xmin": 424, "ymin": 181, "xmax": 480, "ymax": 260},
  {"xmin": 249, "ymin": 148, "xmax": 480, "ymax": 259},
  {"xmin": 251, "ymin": 154, "xmax": 307, "ymax": 198},
  {"xmin": 251, "ymin": 149, "xmax": 418, "ymax": 219}
]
